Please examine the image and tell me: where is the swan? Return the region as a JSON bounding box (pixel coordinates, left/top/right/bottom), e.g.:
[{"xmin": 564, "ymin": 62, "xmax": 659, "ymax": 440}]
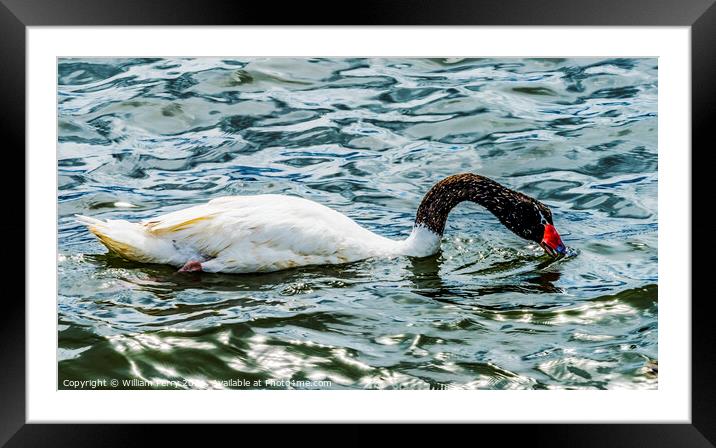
[{"xmin": 77, "ymin": 173, "xmax": 566, "ymax": 273}]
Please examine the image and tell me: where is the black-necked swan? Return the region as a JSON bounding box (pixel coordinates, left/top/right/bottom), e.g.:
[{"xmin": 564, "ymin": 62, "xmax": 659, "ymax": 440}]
[{"xmin": 77, "ymin": 173, "xmax": 566, "ymax": 273}]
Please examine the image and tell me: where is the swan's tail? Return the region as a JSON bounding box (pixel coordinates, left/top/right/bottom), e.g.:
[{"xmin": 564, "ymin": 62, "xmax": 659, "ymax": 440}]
[{"xmin": 76, "ymin": 214, "xmax": 166, "ymax": 263}]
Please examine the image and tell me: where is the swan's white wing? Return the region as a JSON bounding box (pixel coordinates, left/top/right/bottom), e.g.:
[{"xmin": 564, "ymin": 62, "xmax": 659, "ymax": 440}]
[
  {"xmin": 143, "ymin": 204, "xmax": 218, "ymax": 235},
  {"xmin": 142, "ymin": 195, "xmax": 396, "ymax": 272}
]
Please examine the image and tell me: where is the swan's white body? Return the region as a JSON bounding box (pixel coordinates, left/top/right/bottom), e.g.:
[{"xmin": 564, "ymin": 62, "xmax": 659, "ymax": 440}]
[{"xmin": 78, "ymin": 195, "xmax": 441, "ymax": 273}]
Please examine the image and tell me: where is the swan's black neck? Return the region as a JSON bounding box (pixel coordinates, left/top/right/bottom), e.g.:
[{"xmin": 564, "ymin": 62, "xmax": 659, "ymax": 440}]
[{"xmin": 414, "ymin": 173, "xmax": 552, "ymax": 242}]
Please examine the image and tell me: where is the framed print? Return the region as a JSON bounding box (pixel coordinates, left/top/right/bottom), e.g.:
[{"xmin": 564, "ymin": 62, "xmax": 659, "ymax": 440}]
[{"xmin": 3, "ymin": 0, "xmax": 713, "ymax": 444}]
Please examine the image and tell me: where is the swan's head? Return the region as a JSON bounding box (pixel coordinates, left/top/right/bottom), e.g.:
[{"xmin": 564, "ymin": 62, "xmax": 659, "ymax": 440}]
[
  {"xmin": 529, "ymin": 203, "xmax": 566, "ymax": 258},
  {"xmin": 501, "ymin": 199, "xmax": 566, "ymax": 258}
]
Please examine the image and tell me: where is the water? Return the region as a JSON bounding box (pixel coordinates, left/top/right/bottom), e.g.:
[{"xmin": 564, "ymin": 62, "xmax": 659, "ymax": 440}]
[{"xmin": 58, "ymin": 57, "xmax": 658, "ymax": 390}]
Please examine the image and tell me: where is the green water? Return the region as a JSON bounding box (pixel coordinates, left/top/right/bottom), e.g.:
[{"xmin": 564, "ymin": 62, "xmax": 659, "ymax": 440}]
[{"xmin": 58, "ymin": 57, "xmax": 657, "ymax": 389}]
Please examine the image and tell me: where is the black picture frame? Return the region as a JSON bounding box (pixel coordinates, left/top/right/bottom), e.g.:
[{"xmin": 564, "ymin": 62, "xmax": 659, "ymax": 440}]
[{"xmin": 2, "ymin": 0, "xmax": 712, "ymax": 445}]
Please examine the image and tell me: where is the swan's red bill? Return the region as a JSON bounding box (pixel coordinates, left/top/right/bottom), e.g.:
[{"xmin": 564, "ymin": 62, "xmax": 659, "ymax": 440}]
[{"xmin": 541, "ymin": 224, "xmax": 566, "ymax": 257}]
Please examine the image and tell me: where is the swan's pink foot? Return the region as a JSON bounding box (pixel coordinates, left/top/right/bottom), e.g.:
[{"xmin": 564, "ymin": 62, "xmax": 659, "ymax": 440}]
[{"xmin": 178, "ymin": 260, "xmax": 203, "ymax": 273}]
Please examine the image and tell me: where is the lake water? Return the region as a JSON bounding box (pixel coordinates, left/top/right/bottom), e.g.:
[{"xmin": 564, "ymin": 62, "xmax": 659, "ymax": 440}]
[{"xmin": 58, "ymin": 57, "xmax": 657, "ymax": 390}]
